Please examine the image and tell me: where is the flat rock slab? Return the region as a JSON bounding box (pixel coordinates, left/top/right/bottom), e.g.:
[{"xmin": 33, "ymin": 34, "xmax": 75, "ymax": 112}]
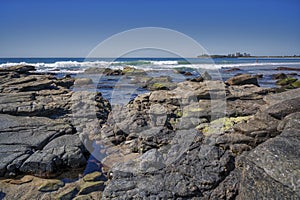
[
  {"xmin": 263, "ymin": 88, "xmax": 300, "ymax": 105},
  {"xmin": 0, "ymin": 114, "xmax": 86, "ymax": 177},
  {"xmin": 265, "ymin": 97, "xmax": 300, "ymax": 120}
]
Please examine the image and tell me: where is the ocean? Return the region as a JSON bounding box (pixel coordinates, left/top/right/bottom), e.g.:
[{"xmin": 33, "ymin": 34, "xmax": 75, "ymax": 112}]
[{"xmin": 1, "ymin": 57, "xmax": 300, "ymax": 103}]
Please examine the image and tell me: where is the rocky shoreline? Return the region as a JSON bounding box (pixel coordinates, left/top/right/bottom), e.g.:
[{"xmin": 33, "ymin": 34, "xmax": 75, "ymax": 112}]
[{"xmin": 0, "ymin": 65, "xmax": 299, "ymax": 199}]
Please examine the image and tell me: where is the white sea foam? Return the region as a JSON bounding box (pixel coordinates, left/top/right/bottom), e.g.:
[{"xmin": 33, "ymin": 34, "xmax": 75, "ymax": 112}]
[
  {"xmin": 0, "ymin": 60, "xmax": 300, "ymax": 73},
  {"xmin": 151, "ymin": 60, "xmax": 179, "ymax": 65}
]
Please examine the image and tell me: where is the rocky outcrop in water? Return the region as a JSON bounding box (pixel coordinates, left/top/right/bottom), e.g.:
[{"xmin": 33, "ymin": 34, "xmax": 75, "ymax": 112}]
[
  {"xmin": 225, "ymin": 73, "xmax": 259, "ymax": 86},
  {"xmin": 0, "ymin": 65, "xmax": 300, "ymax": 199}
]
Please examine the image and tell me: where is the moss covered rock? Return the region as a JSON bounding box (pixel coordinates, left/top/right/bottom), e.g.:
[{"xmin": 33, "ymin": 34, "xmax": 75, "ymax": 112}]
[
  {"xmin": 73, "ymin": 195, "xmax": 93, "ymax": 200},
  {"xmin": 78, "ymin": 181, "xmax": 105, "ymax": 195},
  {"xmin": 122, "ymin": 66, "xmax": 146, "ymax": 75},
  {"xmin": 291, "ymin": 80, "xmax": 300, "ymax": 88},
  {"xmin": 7, "ymin": 175, "xmax": 34, "ymax": 185},
  {"xmin": 38, "ymin": 179, "xmax": 65, "ymax": 192},
  {"xmin": 147, "ymin": 82, "xmax": 176, "ymax": 91},
  {"xmin": 199, "ymin": 116, "xmax": 252, "ymax": 136},
  {"xmin": 83, "ymin": 171, "xmax": 102, "ymax": 182},
  {"xmin": 276, "ymin": 77, "xmax": 297, "ymax": 86},
  {"xmin": 56, "ymin": 186, "xmax": 78, "ymax": 200},
  {"xmin": 182, "ymin": 107, "xmax": 204, "ymax": 118}
]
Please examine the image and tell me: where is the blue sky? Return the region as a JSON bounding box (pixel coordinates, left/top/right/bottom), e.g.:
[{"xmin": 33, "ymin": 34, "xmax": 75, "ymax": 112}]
[{"xmin": 0, "ymin": 0, "xmax": 299, "ymax": 57}]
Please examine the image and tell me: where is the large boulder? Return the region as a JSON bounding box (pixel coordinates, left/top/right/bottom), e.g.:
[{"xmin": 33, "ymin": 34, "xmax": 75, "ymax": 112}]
[
  {"xmin": 74, "ymin": 78, "xmax": 93, "ymax": 86},
  {"xmin": 84, "ymin": 67, "xmax": 122, "ymax": 75},
  {"xmin": 236, "ymin": 114, "xmax": 300, "ymax": 199},
  {"xmin": 276, "ymin": 77, "xmax": 297, "ymax": 86},
  {"xmin": 121, "ymin": 66, "xmax": 146, "ymax": 76},
  {"xmin": 226, "ymin": 74, "xmax": 259, "ymax": 86},
  {"xmin": 264, "ymin": 97, "xmax": 300, "ymax": 120},
  {"xmin": 103, "ymin": 143, "xmax": 235, "ymax": 199},
  {"xmin": 263, "ymin": 88, "xmax": 300, "ymax": 105}
]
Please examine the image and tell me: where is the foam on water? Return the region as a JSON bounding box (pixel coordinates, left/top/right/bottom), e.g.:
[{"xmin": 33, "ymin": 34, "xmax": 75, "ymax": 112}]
[{"xmin": 0, "ymin": 59, "xmax": 300, "ymax": 73}]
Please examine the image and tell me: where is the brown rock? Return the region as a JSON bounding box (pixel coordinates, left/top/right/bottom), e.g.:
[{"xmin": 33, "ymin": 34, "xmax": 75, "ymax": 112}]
[{"xmin": 226, "ymin": 74, "xmax": 259, "ymax": 86}]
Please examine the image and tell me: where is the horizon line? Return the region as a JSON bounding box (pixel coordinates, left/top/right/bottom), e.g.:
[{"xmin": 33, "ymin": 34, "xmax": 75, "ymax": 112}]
[{"xmin": 1, "ymin": 55, "xmax": 300, "ymax": 59}]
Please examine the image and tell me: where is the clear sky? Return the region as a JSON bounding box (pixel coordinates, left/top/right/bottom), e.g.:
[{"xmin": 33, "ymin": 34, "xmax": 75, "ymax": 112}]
[{"xmin": 0, "ymin": 0, "xmax": 299, "ymax": 57}]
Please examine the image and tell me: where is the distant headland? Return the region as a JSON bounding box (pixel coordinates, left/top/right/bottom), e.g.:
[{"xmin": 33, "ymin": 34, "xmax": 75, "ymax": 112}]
[{"xmin": 198, "ymin": 52, "xmax": 300, "ymax": 58}]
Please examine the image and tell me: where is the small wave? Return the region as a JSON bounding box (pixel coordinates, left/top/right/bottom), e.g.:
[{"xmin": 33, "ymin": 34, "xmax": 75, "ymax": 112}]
[
  {"xmin": 1, "ymin": 60, "xmax": 300, "ymax": 73},
  {"xmin": 111, "ymin": 60, "xmax": 179, "ymax": 66},
  {"xmin": 218, "ymin": 62, "xmax": 300, "ymax": 69},
  {"xmin": 110, "ymin": 60, "xmax": 151, "ymax": 66},
  {"xmin": 151, "ymin": 60, "xmax": 179, "ymax": 65}
]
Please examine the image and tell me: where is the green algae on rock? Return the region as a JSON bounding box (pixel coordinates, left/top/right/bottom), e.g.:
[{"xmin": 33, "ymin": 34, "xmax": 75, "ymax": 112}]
[
  {"xmin": 276, "ymin": 77, "xmax": 297, "ymax": 86},
  {"xmin": 38, "ymin": 179, "xmax": 65, "ymax": 192},
  {"xmin": 78, "ymin": 181, "xmax": 105, "ymax": 195},
  {"xmin": 199, "ymin": 116, "xmax": 252, "ymax": 135},
  {"xmin": 83, "ymin": 171, "xmax": 103, "ymax": 182},
  {"xmin": 292, "ymin": 80, "xmax": 300, "ymax": 88},
  {"xmin": 56, "ymin": 186, "xmax": 78, "ymax": 200}
]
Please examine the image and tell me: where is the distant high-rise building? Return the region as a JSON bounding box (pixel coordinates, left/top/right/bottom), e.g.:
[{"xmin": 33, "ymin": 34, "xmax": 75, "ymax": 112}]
[{"xmin": 236, "ymin": 52, "xmax": 241, "ymax": 57}]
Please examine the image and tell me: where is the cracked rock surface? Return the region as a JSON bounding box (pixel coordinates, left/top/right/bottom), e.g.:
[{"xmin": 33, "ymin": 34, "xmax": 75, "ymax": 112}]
[{"xmin": 0, "ymin": 65, "xmax": 110, "ymax": 178}]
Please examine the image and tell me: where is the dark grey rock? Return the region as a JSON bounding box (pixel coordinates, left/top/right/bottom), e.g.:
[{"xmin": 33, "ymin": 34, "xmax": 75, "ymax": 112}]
[
  {"xmin": 227, "ymin": 84, "xmax": 269, "ymax": 100},
  {"xmin": 226, "ymin": 99, "xmax": 265, "ymax": 116},
  {"xmin": 263, "ymin": 88, "xmax": 300, "ymax": 105},
  {"xmin": 84, "ymin": 67, "xmax": 120, "ymax": 75},
  {"xmin": 20, "ymin": 151, "xmax": 62, "ymax": 175},
  {"xmin": 277, "ymin": 112, "xmax": 300, "ymax": 131},
  {"xmin": 0, "ymin": 113, "xmax": 92, "ymax": 177},
  {"xmin": 265, "ymin": 97, "xmax": 300, "ymax": 120},
  {"xmin": 235, "ymin": 113, "xmax": 300, "ymax": 199},
  {"xmin": 103, "ymin": 143, "xmax": 235, "ymax": 199},
  {"xmin": 0, "ymin": 66, "xmax": 111, "ymax": 179},
  {"xmin": 272, "ymin": 73, "xmax": 288, "ymax": 80},
  {"xmin": 201, "ymin": 71, "xmax": 212, "ymax": 80},
  {"xmin": 236, "ymin": 132, "xmax": 300, "ymax": 199},
  {"xmin": 0, "ymin": 65, "xmax": 35, "ymax": 74}
]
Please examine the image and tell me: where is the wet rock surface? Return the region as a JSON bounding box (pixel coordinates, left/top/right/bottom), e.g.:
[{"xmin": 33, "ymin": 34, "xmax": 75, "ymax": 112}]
[{"xmin": 0, "ymin": 65, "xmax": 299, "ymax": 199}]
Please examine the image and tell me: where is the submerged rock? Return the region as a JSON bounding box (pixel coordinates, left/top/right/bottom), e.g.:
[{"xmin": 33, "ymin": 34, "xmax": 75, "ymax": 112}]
[
  {"xmin": 292, "ymin": 80, "xmax": 300, "ymax": 88},
  {"xmin": 276, "ymin": 66, "xmax": 300, "ymax": 71},
  {"xmin": 276, "ymin": 77, "xmax": 297, "ymax": 86},
  {"xmin": 132, "ymin": 75, "xmax": 176, "ymax": 91},
  {"xmin": 272, "ymin": 73, "xmax": 288, "ymax": 80}
]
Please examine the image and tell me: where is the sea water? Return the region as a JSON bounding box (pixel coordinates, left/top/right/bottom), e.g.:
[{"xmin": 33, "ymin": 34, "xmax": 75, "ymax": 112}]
[{"xmin": 1, "ymin": 57, "xmax": 300, "ymax": 103}]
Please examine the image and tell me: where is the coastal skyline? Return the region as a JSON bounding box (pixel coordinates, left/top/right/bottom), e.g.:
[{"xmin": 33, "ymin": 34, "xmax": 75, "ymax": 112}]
[{"xmin": 0, "ymin": 0, "xmax": 300, "ymax": 57}]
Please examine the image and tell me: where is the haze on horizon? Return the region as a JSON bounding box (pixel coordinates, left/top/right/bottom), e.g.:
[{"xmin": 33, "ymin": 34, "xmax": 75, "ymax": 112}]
[{"xmin": 0, "ymin": 0, "xmax": 299, "ymax": 58}]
